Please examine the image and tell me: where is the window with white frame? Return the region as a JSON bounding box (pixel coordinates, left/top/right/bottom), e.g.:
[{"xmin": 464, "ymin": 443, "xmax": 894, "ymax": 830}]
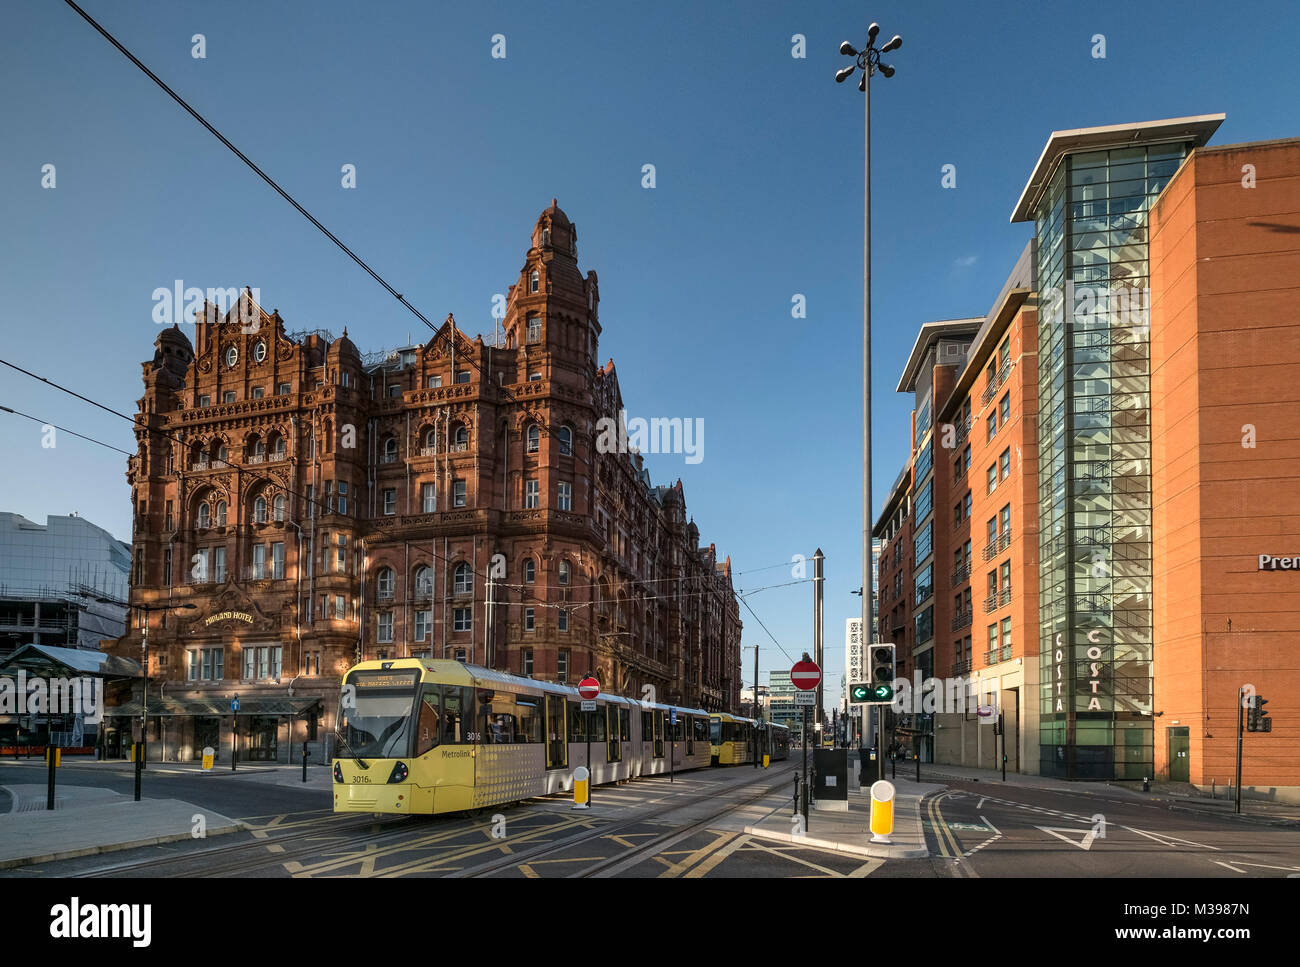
[
  {"xmin": 453, "ymin": 562, "xmax": 473, "ymax": 594},
  {"xmin": 558, "ymin": 608, "xmax": 568, "ymax": 632},
  {"xmin": 383, "ymin": 489, "xmax": 396, "ymax": 516},
  {"xmin": 559, "ymin": 426, "xmax": 572, "ymax": 455},
  {"xmin": 558, "ymin": 481, "xmax": 572, "ymax": 511},
  {"xmin": 378, "ymin": 612, "xmax": 393, "ymax": 642},
  {"xmin": 525, "ymin": 479, "xmax": 539, "ymax": 509},
  {"xmin": 523, "ymin": 559, "xmax": 535, "ymax": 584},
  {"xmin": 524, "ymin": 607, "xmax": 535, "ymax": 632},
  {"xmin": 421, "ymin": 483, "xmax": 436, "ymax": 512},
  {"xmin": 453, "ymin": 480, "xmax": 466, "ymax": 507},
  {"xmin": 377, "ymin": 566, "xmax": 394, "ymax": 598},
  {"xmin": 558, "ymin": 560, "xmax": 570, "ymax": 585},
  {"xmin": 453, "ymin": 607, "xmax": 472, "ymax": 632},
  {"xmin": 527, "ymin": 425, "xmax": 540, "ymax": 453},
  {"xmin": 526, "ymin": 314, "xmax": 541, "ymax": 343},
  {"xmin": 415, "ymin": 610, "xmax": 432, "ymax": 641}
]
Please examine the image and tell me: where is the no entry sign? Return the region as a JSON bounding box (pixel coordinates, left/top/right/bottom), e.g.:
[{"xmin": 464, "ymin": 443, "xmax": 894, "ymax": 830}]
[
  {"xmin": 791, "ymin": 660, "xmax": 821, "ymax": 691},
  {"xmin": 578, "ymin": 677, "xmax": 600, "ymax": 700}
]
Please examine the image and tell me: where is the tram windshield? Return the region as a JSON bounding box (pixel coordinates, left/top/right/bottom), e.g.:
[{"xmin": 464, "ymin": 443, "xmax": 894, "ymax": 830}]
[
  {"xmin": 340, "ymin": 670, "xmax": 419, "ymax": 758},
  {"xmin": 710, "ymin": 718, "xmax": 722, "ymax": 744}
]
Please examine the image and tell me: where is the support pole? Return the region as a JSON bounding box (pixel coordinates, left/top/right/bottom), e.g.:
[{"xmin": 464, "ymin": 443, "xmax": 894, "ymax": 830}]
[
  {"xmin": 801, "ymin": 705, "xmax": 809, "ymax": 831},
  {"xmin": 1235, "ymin": 686, "xmax": 1244, "ymax": 814},
  {"xmin": 47, "ymin": 744, "xmax": 57, "ymax": 810}
]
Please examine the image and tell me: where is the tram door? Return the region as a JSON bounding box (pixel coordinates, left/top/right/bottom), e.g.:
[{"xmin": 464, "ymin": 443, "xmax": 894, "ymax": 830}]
[
  {"xmin": 653, "ymin": 711, "xmax": 664, "ymax": 758},
  {"xmin": 545, "ymin": 695, "xmax": 567, "ymax": 769},
  {"xmin": 686, "ymin": 716, "xmax": 694, "ymax": 757}
]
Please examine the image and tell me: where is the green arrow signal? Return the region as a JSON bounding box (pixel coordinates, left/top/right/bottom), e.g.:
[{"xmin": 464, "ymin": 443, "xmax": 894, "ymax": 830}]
[
  {"xmin": 850, "ymin": 685, "xmax": 870, "ymax": 701},
  {"xmin": 871, "ymin": 684, "xmax": 893, "ymax": 700}
]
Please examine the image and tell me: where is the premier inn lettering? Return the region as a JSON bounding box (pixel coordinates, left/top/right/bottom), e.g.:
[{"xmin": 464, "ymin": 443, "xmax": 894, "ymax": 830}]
[{"xmin": 1258, "ymin": 555, "xmax": 1300, "ymax": 570}]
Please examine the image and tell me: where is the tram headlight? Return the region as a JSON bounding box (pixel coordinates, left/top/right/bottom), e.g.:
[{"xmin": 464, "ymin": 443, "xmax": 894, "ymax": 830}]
[
  {"xmin": 333, "ymin": 762, "xmax": 344, "ymax": 784},
  {"xmin": 387, "ymin": 761, "xmax": 409, "ymax": 783}
]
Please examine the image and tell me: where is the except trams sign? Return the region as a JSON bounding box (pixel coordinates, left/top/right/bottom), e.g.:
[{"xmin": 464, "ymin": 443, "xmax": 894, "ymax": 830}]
[{"xmin": 847, "ymin": 618, "xmax": 865, "ymax": 691}]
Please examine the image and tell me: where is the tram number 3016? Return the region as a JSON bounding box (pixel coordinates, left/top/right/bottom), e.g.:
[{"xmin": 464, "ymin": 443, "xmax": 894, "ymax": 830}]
[{"xmin": 350, "ymin": 775, "xmax": 372, "ymax": 784}]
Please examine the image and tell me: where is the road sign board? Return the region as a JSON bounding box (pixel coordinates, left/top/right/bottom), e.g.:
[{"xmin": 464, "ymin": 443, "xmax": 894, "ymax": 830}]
[
  {"xmin": 581, "ymin": 699, "xmax": 597, "ymax": 712},
  {"xmin": 231, "ymin": 696, "xmax": 240, "ymax": 712},
  {"xmin": 794, "ymin": 690, "xmax": 816, "ymax": 707},
  {"xmin": 977, "ymin": 705, "xmax": 995, "ymax": 717},
  {"xmin": 578, "ymin": 677, "xmax": 600, "ymax": 700},
  {"xmin": 790, "ymin": 660, "xmax": 821, "ymax": 691},
  {"xmin": 670, "ymin": 709, "xmax": 677, "ymax": 725}
]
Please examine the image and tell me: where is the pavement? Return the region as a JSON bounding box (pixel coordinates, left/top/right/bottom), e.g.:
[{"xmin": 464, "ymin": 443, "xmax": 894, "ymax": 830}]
[
  {"xmin": 742, "ymin": 761, "xmax": 940, "ymax": 859},
  {"xmin": 0, "ymin": 781, "xmax": 243, "ymax": 869},
  {"xmin": 0, "ymin": 756, "xmax": 334, "ymax": 790}
]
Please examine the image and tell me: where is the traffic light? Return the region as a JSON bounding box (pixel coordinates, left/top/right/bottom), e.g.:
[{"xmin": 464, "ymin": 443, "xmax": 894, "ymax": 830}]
[
  {"xmin": 870, "ymin": 645, "xmax": 895, "ymax": 702},
  {"xmin": 1248, "ymin": 696, "xmax": 1271, "ymax": 733},
  {"xmin": 850, "ymin": 684, "xmax": 871, "ymax": 703}
]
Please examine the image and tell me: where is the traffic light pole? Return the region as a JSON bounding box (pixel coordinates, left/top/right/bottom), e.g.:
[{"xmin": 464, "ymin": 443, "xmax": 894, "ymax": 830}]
[{"xmin": 1235, "ymin": 686, "xmax": 1244, "ymax": 815}]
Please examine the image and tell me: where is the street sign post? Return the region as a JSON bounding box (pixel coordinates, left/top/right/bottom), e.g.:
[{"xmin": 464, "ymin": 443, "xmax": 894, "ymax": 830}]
[
  {"xmin": 579, "ymin": 676, "xmax": 600, "ymax": 805},
  {"xmin": 791, "ymin": 658, "xmax": 820, "ymax": 832}
]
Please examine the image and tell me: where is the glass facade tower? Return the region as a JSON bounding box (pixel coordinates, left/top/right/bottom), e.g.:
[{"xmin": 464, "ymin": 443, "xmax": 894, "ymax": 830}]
[{"xmin": 1034, "ymin": 142, "xmax": 1190, "ymax": 779}]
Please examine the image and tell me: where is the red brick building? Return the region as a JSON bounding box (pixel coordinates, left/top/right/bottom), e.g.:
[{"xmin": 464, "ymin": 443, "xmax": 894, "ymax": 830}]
[{"xmin": 108, "ymin": 201, "xmax": 742, "ymax": 763}]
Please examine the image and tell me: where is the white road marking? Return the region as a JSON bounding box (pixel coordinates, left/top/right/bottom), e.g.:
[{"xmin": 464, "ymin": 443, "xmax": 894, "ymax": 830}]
[
  {"xmin": 1213, "ymin": 860, "xmax": 1248, "ymax": 873},
  {"xmin": 1036, "ymin": 825, "xmax": 1099, "ymax": 850},
  {"xmin": 1123, "ymin": 826, "xmax": 1219, "ymax": 851},
  {"xmin": 977, "ymin": 797, "xmax": 986, "ymax": 810}
]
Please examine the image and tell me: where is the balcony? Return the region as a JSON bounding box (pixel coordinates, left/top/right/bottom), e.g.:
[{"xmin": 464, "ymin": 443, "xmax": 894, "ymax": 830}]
[
  {"xmin": 380, "ymin": 453, "xmax": 399, "ymax": 464},
  {"xmin": 982, "ymin": 593, "xmax": 997, "ymax": 614},
  {"xmin": 999, "ymin": 527, "xmax": 1012, "ymax": 551},
  {"xmin": 1000, "ymin": 585, "xmax": 1012, "ymax": 607},
  {"xmin": 269, "ymin": 451, "xmax": 286, "ymax": 462},
  {"xmin": 190, "ymin": 460, "xmax": 210, "ymax": 471},
  {"xmin": 982, "ymin": 538, "xmax": 998, "ymax": 562},
  {"xmin": 950, "ymin": 562, "xmax": 970, "ymax": 587},
  {"xmin": 950, "ymin": 658, "xmax": 972, "ymax": 676},
  {"xmin": 420, "ymin": 446, "xmax": 437, "ymax": 457},
  {"xmin": 951, "ymin": 611, "xmax": 972, "ymax": 631},
  {"xmin": 984, "ymin": 649, "xmax": 999, "ymax": 667},
  {"xmin": 248, "ymin": 454, "xmax": 265, "ymax": 465}
]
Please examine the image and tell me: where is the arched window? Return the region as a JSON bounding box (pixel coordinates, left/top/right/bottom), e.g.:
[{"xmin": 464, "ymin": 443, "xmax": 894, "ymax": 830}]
[
  {"xmin": 559, "ymin": 426, "xmax": 572, "ymax": 456},
  {"xmin": 453, "ymin": 562, "xmax": 473, "ymax": 594},
  {"xmin": 424, "ymin": 428, "xmax": 436, "ymax": 450},
  {"xmin": 523, "ymin": 559, "xmax": 535, "ymax": 584},
  {"xmin": 414, "ymin": 565, "xmax": 433, "ymax": 597},
  {"xmin": 215, "ymin": 500, "xmax": 227, "ymax": 527},
  {"xmin": 253, "ymin": 438, "xmax": 266, "ymax": 459},
  {"xmin": 197, "ymin": 501, "xmax": 211, "ymax": 529},
  {"xmin": 273, "ymin": 494, "xmax": 286, "ymax": 522},
  {"xmin": 214, "ymin": 442, "xmax": 228, "ymax": 464},
  {"xmin": 254, "ymin": 496, "xmax": 267, "ymax": 524},
  {"xmin": 271, "ymin": 435, "xmax": 286, "ymax": 460},
  {"xmin": 376, "ymin": 566, "xmax": 394, "ymax": 598},
  {"xmin": 384, "ymin": 437, "xmax": 398, "ymax": 463},
  {"xmin": 529, "ymin": 269, "xmax": 539, "ymax": 294},
  {"xmin": 558, "ymin": 560, "xmax": 570, "ymax": 586},
  {"xmin": 454, "ymin": 426, "xmax": 468, "ymax": 449},
  {"xmin": 527, "ymin": 424, "xmax": 540, "ymax": 453}
]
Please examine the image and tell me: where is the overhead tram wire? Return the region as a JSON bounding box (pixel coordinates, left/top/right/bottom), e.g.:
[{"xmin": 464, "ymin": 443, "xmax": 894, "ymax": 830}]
[
  {"xmin": 0, "ymin": 405, "xmax": 134, "ymax": 456},
  {"xmin": 62, "ymin": 0, "xmax": 436, "ymax": 334},
  {"xmin": 734, "ymin": 593, "xmax": 797, "ymax": 667}
]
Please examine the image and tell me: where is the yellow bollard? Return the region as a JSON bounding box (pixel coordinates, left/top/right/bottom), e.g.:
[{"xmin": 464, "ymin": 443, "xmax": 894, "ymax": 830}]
[
  {"xmin": 201, "ymin": 746, "xmax": 215, "ymax": 771},
  {"xmin": 869, "ymin": 779, "xmax": 895, "ymax": 843},
  {"xmin": 763, "ymin": 754, "xmax": 770, "ymax": 769},
  {"xmin": 45, "ymin": 748, "xmax": 61, "ymax": 767},
  {"xmin": 572, "ymin": 765, "xmax": 590, "ymax": 809}
]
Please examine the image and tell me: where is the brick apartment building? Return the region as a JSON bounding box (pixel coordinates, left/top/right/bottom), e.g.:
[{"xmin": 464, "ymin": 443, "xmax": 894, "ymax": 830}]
[
  {"xmin": 876, "ymin": 116, "xmax": 1299, "ymax": 799},
  {"xmin": 106, "ymin": 201, "xmax": 742, "ymax": 764}
]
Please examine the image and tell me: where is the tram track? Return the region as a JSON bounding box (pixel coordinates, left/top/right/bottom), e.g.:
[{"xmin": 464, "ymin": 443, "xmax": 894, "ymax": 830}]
[
  {"xmin": 70, "ymin": 812, "xmax": 416, "ymax": 878},
  {"xmin": 459, "ymin": 767, "xmax": 796, "ymax": 878}
]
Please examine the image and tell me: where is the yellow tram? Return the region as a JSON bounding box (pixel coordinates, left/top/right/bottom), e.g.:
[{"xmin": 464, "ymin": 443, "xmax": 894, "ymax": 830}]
[
  {"xmin": 709, "ymin": 713, "xmax": 791, "ymax": 765},
  {"xmin": 332, "ymin": 659, "xmax": 714, "ymax": 815}
]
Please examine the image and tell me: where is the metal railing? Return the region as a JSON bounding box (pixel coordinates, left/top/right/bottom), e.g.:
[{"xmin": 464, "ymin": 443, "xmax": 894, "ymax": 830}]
[
  {"xmin": 982, "ymin": 593, "xmax": 997, "ymax": 614},
  {"xmin": 951, "ymin": 562, "xmax": 971, "ymax": 587},
  {"xmin": 951, "ymin": 611, "xmax": 972, "ymax": 631}
]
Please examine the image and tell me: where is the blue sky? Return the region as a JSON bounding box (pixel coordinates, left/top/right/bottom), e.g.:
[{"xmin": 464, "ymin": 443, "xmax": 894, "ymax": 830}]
[{"xmin": 2, "ymin": 0, "xmax": 1298, "ymax": 706}]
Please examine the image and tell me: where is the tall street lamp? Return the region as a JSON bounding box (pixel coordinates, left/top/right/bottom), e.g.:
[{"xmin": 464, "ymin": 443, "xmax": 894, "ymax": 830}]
[{"xmin": 837, "ymin": 22, "xmax": 902, "ymax": 761}]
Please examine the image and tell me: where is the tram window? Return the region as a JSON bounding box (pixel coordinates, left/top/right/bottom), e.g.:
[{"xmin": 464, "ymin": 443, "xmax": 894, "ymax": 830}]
[
  {"xmin": 619, "ymin": 708, "xmax": 630, "ymax": 741},
  {"xmin": 710, "ymin": 718, "xmax": 721, "ymax": 744},
  {"xmin": 568, "ymin": 702, "xmax": 585, "ymax": 742},
  {"xmin": 486, "ymin": 712, "xmax": 516, "ymax": 743},
  {"xmin": 642, "ymin": 711, "xmax": 652, "ymax": 742},
  {"xmin": 606, "ymin": 707, "xmax": 621, "ymax": 762},
  {"xmin": 695, "ymin": 719, "xmax": 708, "ymax": 742},
  {"xmin": 590, "ymin": 708, "xmax": 606, "ymax": 742},
  {"xmin": 443, "ymin": 686, "xmax": 467, "ymax": 743},
  {"xmin": 415, "ymin": 686, "xmax": 441, "ymax": 755},
  {"xmin": 516, "ymin": 697, "xmax": 542, "ymax": 743}
]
